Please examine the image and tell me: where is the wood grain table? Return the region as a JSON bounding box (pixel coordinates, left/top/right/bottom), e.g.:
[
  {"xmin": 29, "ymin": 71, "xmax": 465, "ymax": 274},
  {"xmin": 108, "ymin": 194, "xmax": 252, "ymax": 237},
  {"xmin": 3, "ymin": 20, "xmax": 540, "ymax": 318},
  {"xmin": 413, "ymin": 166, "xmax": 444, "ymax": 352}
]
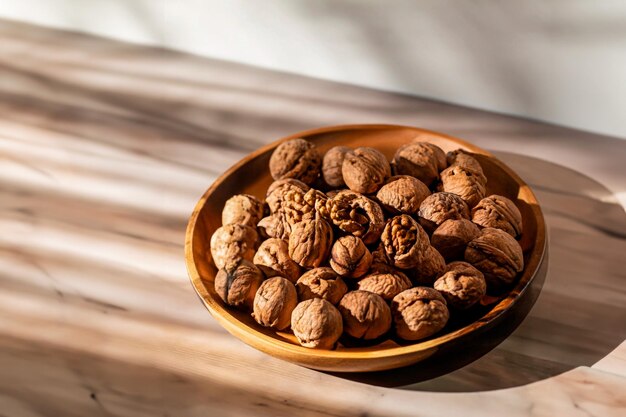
[{"xmin": 0, "ymin": 19, "xmax": 625, "ymax": 417}]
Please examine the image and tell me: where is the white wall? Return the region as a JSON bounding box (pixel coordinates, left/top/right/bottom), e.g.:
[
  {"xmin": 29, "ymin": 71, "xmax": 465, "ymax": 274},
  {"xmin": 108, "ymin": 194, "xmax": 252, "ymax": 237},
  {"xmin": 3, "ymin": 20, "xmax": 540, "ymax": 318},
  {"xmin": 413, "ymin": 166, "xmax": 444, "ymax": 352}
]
[{"xmin": 1, "ymin": 0, "xmax": 625, "ymax": 138}]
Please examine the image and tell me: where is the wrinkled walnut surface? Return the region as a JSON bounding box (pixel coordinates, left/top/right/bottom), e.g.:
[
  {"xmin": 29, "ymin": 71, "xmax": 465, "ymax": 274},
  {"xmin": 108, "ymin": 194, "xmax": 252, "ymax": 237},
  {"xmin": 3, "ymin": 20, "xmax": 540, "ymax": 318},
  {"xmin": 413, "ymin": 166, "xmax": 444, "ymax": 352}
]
[
  {"xmin": 472, "ymin": 195, "xmax": 523, "ymax": 238},
  {"xmin": 214, "ymin": 260, "xmax": 264, "ymax": 310},
  {"xmin": 283, "ymin": 188, "xmax": 328, "ymax": 226},
  {"xmin": 419, "ymin": 192, "xmax": 470, "ymax": 231},
  {"xmin": 210, "ymin": 224, "xmax": 258, "ymax": 270},
  {"xmin": 288, "ymin": 217, "xmax": 333, "ymax": 268},
  {"xmin": 253, "ymin": 238, "xmax": 300, "ymax": 282},
  {"xmin": 412, "ymin": 246, "xmax": 446, "ymax": 285},
  {"xmin": 381, "ymin": 214, "xmax": 430, "ymax": 269},
  {"xmin": 431, "ymin": 218, "xmax": 480, "ymax": 261},
  {"xmin": 391, "ymin": 287, "xmax": 450, "ymax": 341},
  {"xmin": 440, "ymin": 165, "xmax": 487, "ymax": 208},
  {"xmin": 253, "ymin": 277, "xmax": 298, "ymax": 330},
  {"xmin": 357, "ymin": 264, "xmax": 412, "ymax": 301},
  {"xmin": 434, "ymin": 261, "xmax": 486, "ymax": 310},
  {"xmin": 338, "ymin": 291, "xmax": 392, "ymax": 340},
  {"xmin": 291, "ymin": 298, "xmax": 343, "ymax": 349},
  {"xmin": 342, "ymin": 147, "xmax": 391, "ymax": 194},
  {"xmin": 322, "ymin": 146, "xmax": 350, "ymax": 188},
  {"xmin": 376, "ymin": 175, "xmax": 430, "ymax": 215},
  {"xmin": 296, "ymin": 267, "xmax": 348, "ymax": 305},
  {"xmin": 446, "ymin": 149, "xmax": 484, "ymax": 175},
  {"xmin": 222, "ymin": 194, "xmax": 265, "ymax": 228},
  {"xmin": 420, "ymin": 142, "xmax": 448, "ymax": 171},
  {"xmin": 257, "ymin": 213, "xmax": 291, "ymax": 240},
  {"xmin": 269, "ymin": 138, "xmax": 321, "ymax": 185},
  {"xmin": 326, "ymin": 190, "xmax": 385, "ymax": 245},
  {"xmin": 266, "ymin": 179, "xmax": 310, "ymax": 214},
  {"xmin": 329, "ymin": 236, "xmax": 372, "ymax": 278},
  {"xmin": 391, "ymin": 142, "xmax": 441, "ymax": 186}
]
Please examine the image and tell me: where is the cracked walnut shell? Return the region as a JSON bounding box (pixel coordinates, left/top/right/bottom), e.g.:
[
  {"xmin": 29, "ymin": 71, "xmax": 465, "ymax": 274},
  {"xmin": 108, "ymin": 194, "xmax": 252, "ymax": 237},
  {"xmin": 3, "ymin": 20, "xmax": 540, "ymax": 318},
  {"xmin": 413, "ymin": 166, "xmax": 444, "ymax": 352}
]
[
  {"xmin": 391, "ymin": 142, "xmax": 441, "ymax": 186},
  {"xmin": 210, "ymin": 223, "xmax": 258, "ymax": 270},
  {"xmin": 329, "ymin": 236, "xmax": 372, "ymax": 279},
  {"xmin": 282, "ymin": 188, "xmax": 328, "ymax": 226},
  {"xmin": 269, "ymin": 138, "xmax": 321, "ymax": 185},
  {"xmin": 472, "ymin": 195, "xmax": 523, "ymax": 238},
  {"xmin": 322, "ymin": 146, "xmax": 350, "ymax": 188},
  {"xmin": 253, "ymin": 277, "xmax": 298, "ymax": 330},
  {"xmin": 339, "ymin": 291, "xmax": 392, "ymax": 340},
  {"xmin": 214, "ymin": 260, "xmax": 264, "ymax": 310},
  {"xmin": 253, "ymin": 238, "xmax": 300, "ymax": 283},
  {"xmin": 296, "ymin": 267, "xmax": 348, "ymax": 305},
  {"xmin": 342, "ymin": 147, "xmax": 391, "ymax": 194},
  {"xmin": 288, "ymin": 217, "xmax": 333, "ymax": 268},
  {"xmin": 326, "ymin": 190, "xmax": 385, "ymax": 245},
  {"xmin": 222, "ymin": 194, "xmax": 265, "ymax": 228},
  {"xmin": 431, "ymin": 218, "xmax": 480, "ymax": 261},
  {"xmin": 291, "ymin": 298, "xmax": 343, "ymax": 349},
  {"xmin": 381, "ymin": 214, "xmax": 430, "ymax": 269},
  {"xmin": 266, "ymin": 179, "xmax": 310, "ymax": 214},
  {"xmin": 357, "ymin": 263, "xmax": 412, "ymax": 301},
  {"xmin": 434, "ymin": 261, "xmax": 486, "ymax": 310},
  {"xmin": 376, "ymin": 175, "xmax": 430, "ymax": 215},
  {"xmin": 391, "ymin": 287, "xmax": 450, "ymax": 341},
  {"xmin": 440, "ymin": 165, "xmax": 487, "ymax": 208}
]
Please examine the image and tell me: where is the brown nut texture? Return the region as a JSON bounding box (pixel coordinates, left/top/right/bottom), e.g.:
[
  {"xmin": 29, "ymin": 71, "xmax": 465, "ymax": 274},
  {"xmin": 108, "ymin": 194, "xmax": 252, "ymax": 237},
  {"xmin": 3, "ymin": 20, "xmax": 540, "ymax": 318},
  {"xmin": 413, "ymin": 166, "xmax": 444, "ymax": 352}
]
[
  {"xmin": 357, "ymin": 264, "xmax": 412, "ymax": 301},
  {"xmin": 440, "ymin": 165, "xmax": 487, "ymax": 208},
  {"xmin": 291, "ymin": 298, "xmax": 343, "ymax": 349},
  {"xmin": 339, "ymin": 291, "xmax": 392, "ymax": 340},
  {"xmin": 391, "ymin": 287, "xmax": 450, "ymax": 341},
  {"xmin": 342, "ymin": 147, "xmax": 391, "ymax": 194},
  {"xmin": 472, "ymin": 195, "xmax": 523, "ymax": 238},
  {"xmin": 376, "ymin": 175, "xmax": 431, "ymax": 215},
  {"xmin": 322, "ymin": 146, "xmax": 350, "ymax": 188},
  {"xmin": 253, "ymin": 238, "xmax": 300, "ymax": 282},
  {"xmin": 434, "ymin": 261, "xmax": 486, "ymax": 310},
  {"xmin": 288, "ymin": 217, "xmax": 333, "ymax": 268},
  {"xmin": 446, "ymin": 149, "xmax": 484, "ymax": 175},
  {"xmin": 329, "ymin": 236, "xmax": 373, "ymax": 278},
  {"xmin": 391, "ymin": 142, "xmax": 441, "ymax": 186},
  {"xmin": 419, "ymin": 192, "xmax": 470, "ymax": 232},
  {"xmin": 413, "ymin": 246, "xmax": 446, "ymax": 285},
  {"xmin": 420, "ymin": 142, "xmax": 448, "ymax": 171},
  {"xmin": 210, "ymin": 224, "xmax": 258, "ymax": 270},
  {"xmin": 283, "ymin": 188, "xmax": 328, "ymax": 226},
  {"xmin": 214, "ymin": 260, "xmax": 264, "ymax": 310},
  {"xmin": 465, "ymin": 227, "xmax": 524, "ymax": 289},
  {"xmin": 265, "ymin": 179, "xmax": 310, "ymax": 214},
  {"xmin": 257, "ymin": 213, "xmax": 291, "ymax": 240},
  {"xmin": 431, "ymin": 218, "xmax": 481, "ymax": 261},
  {"xmin": 253, "ymin": 277, "xmax": 298, "ymax": 330},
  {"xmin": 326, "ymin": 190, "xmax": 385, "ymax": 244},
  {"xmin": 222, "ymin": 194, "xmax": 265, "ymax": 228},
  {"xmin": 269, "ymin": 138, "xmax": 321, "ymax": 185},
  {"xmin": 381, "ymin": 214, "xmax": 430, "ymax": 269},
  {"xmin": 296, "ymin": 267, "xmax": 348, "ymax": 305}
]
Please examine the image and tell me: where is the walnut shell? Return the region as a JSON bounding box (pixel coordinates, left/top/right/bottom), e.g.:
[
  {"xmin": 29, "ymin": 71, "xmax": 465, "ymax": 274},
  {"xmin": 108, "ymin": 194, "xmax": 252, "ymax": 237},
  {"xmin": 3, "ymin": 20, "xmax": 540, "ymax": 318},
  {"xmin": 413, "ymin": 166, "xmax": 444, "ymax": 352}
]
[
  {"xmin": 253, "ymin": 238, "xmax": 300, "ymax": 283},
  {"xmin": 342, "ymin": 147, "xmax": 391, "ymax": 194},
  {"xmin": 296, "ymin": 267, "xmax": 348, "ymax": 305},
  {"xmin": 269, "ymin": 138, "xmax": 321, "ymax": 185},
  {"xmin": 338, "ymin": 291, "xmax": 392, "ymax": 340},
  {"xmin": 291, "ymin": 298, "xmax": 343, "ymax": 349},
  {"xmin": 391, "ymin": 287, "xmax": 449, "ymax": 341},
  {"xmin": 418, "ymin": 192, "xmax": 470, "ymax": 233},
  {"xmin": 222, "ymin": 194, "xmax": 265, "ymax": 228},
  {"xmin": 266, "ymin": 179, "xmax": 310, "ymax": 214},
  {"xmin": 329, "ymin": 236, "xmax": 373, "ymax": 279},
  {"xmin": 376, "ymin": 175, "xmax": 431, "ymax": 215},
  {"xmin": 413, "ymin": 246, "xmax": 446, "ymax": 285},
  {"xmin": 283, "ymin": 188, "xmax": 328, "ymax": 226},
  {"xmin": 434, "ymin": 261, "xmax": 486, "ymax": 310},
  {"xmin": 381, "ymin": 214, "xmax": 430, "ymax": 269},
  {"xmin": 465, "ymin": 227, "xmax": 524, "ymax": 290},
  {"xmin": 431, "ymin": 218, "xmax": 481, "ymax": 261},
  {"xmin": 446, "ymin": 149, "xmax": 484, "ymax": 175},
  {"xmin": 357, "ymin": 264, "xmax": 412, "ymax": 301},
  {"xmin": 257, "ymin": 213, "xmax": 291, "ymax": 240},
  {"xmin": 472, "ymin": 195, "xmax": 523, "ymax": 238},
  {"xmin": 288, "ymin": 217, "xmax": 333, "ymax": 268},
  {"xmin": 371, "ymin": 242, "xmax": 390, "ymax": 266},
  {"xmin": 419, "ymin": 142, "xmax": 448, "ymax": 171},
  {"xmin": 214, "ymin": 260, "xmax": 264, "ymax": 309},
  {"xmin": 322, "ymin": 146, "xmax": 350, "ymax": 188},
  {"xmin": 253, "ymin": 277, "xmax": 298, "ymax": 330},
  {"xmin": 326, "ymin": 190, "xmax": 385, "ymax": 245},
  {"xmin": 440, "ymin": 165, "xmax": 487, "ymax": 208},
  {"xmin": 210, "ymin": 224, "xmax": 258, "ymax": 270},
  {"xmin": 391, "ymin": 142, "xmax": 441, "ymax": 186}
]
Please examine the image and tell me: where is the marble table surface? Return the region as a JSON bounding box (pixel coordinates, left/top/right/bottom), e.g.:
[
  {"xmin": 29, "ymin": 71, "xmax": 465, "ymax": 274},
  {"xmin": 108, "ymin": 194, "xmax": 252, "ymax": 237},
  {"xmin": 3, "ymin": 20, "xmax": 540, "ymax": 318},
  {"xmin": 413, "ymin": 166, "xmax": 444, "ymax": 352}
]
[{"xmin": 1, "ymin": 19, "xmax": 625, "ymax": 417}]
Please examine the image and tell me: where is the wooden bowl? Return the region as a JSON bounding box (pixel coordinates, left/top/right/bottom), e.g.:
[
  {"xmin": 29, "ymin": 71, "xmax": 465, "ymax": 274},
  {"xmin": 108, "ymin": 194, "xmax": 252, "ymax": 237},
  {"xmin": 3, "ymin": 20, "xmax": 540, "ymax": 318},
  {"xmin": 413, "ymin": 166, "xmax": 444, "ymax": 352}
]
[{"xmin": 185, "ymin": 124, "xmax": 546, "ymax": 372}]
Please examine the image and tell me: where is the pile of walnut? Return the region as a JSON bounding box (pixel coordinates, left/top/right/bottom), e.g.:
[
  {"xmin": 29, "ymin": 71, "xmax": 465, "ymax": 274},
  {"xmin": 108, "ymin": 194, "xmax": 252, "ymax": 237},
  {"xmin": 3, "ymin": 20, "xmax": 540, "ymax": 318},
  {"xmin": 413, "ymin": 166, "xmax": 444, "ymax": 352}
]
[{"xmin": 210, "ymin": 138, "xmax": 524, "ymax": 349}]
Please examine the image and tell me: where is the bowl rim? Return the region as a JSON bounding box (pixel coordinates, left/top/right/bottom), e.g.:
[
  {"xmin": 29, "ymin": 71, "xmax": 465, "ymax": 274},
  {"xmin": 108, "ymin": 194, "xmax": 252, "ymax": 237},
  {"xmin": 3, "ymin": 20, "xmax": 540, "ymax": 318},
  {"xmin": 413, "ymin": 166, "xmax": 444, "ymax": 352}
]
[{"xmin": 184, "ymin": 123, "xmax": 546, "ymax": 362}]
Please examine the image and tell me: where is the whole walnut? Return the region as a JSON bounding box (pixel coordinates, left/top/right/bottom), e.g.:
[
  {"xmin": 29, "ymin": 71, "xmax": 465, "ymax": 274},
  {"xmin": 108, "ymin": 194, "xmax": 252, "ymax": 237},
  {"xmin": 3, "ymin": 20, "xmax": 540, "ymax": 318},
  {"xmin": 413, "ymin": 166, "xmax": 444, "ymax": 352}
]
[
  {"xmin": 376, "ymin": 175, "xmax": 431, "ymax": 215},
  {"xmin": 391, "ymin": 142, "xmax": 441, "ymax": 186},
  {"xmin": 465, "ymin": 227, "xmax": 524, "ymax": 290},
  {"xmin": 371, "ymin": 242, "xmax": 390, "ymax": 266},
  {"xmin": 338, "ymin": 291, "xmax": 392, "ymax": 340},
  {"xmin": 222, "ymin": 194, "xmax": 265, "ymax": 228},
  {"xmin": 214, "ymin": 260, "xmax": 264, "ymax": 309},
  {"xmin": 283, "ymin": 188, "xmax": 328, "ymax": 226},
  {"xmin": 472, "ymin": 195, "xmax": 523, "ymax": 238},
  {"xmin": 434, "ymin": 261, "xmax": 486, "ymax": 310},
  {"xmin": 357, "ymin": 263, "xmax": 412, "ymax": 301},
  {"xmin": 446, "ymin": 149, "xmax": 484, "ymax": 175},
  {"xmin": 419, "ymin": 142, "xmax": 448, "ymax": 171},
  {"xmin": 342, "ymin": 147, "xmax": 391, "ymax": 194},
  {"xmin": 329, "ymin": 236, "xmax": 373, "ymax": 279},
  {"xmin": 440, "ymin": 165, "xmax": 487, "ymax": 208},
  {"xmin": 326, "ymin": 190, "xmax": 385, "ymax": 245},
  {"xmin": 210, "ymin": 224, "xmax": 258, "ymax": 270},
  {"xmin": 322, "ymin": 146, "xmax": 350, "ymax": 188},
  {"xmin": 391, "ymin": 287, "xmax": 450, "ymax": 341},
  {"xmin": 257, "ymin": 213, "xmax": 291, "ymax": 240},
  {"xmin": 381, "ymin": 214, "xmax": 430, "ymax": 269},
  {"xmin": 431, "ymin": 218, "xmax": 480, "ymax": 261},
  {"xmin": 266, "ymin": 179, "xmax": 310, "ymax": 214},
  {"xmin": 418, "ymin": 192, "xmax": 470, "ymax": 233},
  {"xmin": 412, "ymin": 246, "xmax": 446, "ymax": 285},
  {"xmin": 291, "ymin": 298, "xmax": 343, "ymax": 349},
  {"xmin": 296, "ymin": 267, "xmax": 348, "ymax": 305},
  {"xmin": 253, "ymin": 238, "xmax": 300, "ymax": 282},
  {"xmin": 269, "ymin": 138, "xmax": 321, "ymax": 185},
  {"xmin": 253, "ymin": 277, "xmax": 298, "ymax": 330},
  {"xmin": 288, "ymin": 217, "xmax": 333, "ymax": 268}
]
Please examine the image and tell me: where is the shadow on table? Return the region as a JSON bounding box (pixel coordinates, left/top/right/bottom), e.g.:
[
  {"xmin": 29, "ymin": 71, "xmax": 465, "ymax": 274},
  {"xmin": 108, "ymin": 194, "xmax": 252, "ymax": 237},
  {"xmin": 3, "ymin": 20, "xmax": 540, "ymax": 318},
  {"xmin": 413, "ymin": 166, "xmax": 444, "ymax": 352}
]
[{"xmin": 331, "ymin": 152, "xmax": 626, "ymax": 392}]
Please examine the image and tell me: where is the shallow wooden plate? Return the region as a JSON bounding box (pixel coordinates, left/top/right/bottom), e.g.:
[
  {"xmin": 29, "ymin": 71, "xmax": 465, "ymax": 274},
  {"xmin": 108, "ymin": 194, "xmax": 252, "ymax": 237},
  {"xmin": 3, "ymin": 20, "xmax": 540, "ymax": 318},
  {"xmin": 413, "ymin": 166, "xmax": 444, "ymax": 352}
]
[{"xmin": 184, "ymin": 124, "xmax": 546, "ymax": 372}]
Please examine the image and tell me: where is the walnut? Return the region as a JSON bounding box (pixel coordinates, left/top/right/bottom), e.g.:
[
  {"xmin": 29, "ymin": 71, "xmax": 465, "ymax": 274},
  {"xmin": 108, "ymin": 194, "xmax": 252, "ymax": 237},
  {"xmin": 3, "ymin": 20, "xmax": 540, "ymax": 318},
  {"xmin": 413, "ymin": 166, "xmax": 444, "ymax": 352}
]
[
  {"xmin": 446, "ymin": 149, "xmax": 484, "ymax": 175},
  {"xmin": 210, "ymin": 224, "xmax": 258, "ymax": 270},
  {"xmin": 413, "ymin": 246, "xmax": 446, "ymax": 285},
  {"xmin": 296, "ymin": 267, "xmax": 348, "ymax": 305},
  {"xmin": 342, "ymin": 147, "xmax": 391, "ymax": 194},
  {"xmin": 434, "ymin": 261, "xmax": 486, "ymax": 310},
  {"xmin": 391, "ymin": 142, "xmax": 441, "ymax": 186},
  {"xmin": 418, "ymin": 192, "xmax": 470, "ymax": 233},
  {"xmin": 214, "ymin": 260, "xmax": 264, "ymax": 309},
  {"xmin": 288, "ymin": 217, "xmax": 333, "ymax": 268},
  {"xmin": 322, "ymin": 146, "xmax": 350, "ymax": 188},
  {"xmin": 221, "ymin": 194, "xmax": 265, "ymax": 228},
  {"xmin": 357, "ymin": 263, "xmax": 412, "ymax": 301},
  {"xmin": 291, "ymin": 298, "xmax": 343, "ymax": 349},
  {"xmin": 266, "ymin": 179, "xmax": 309, "ymax": 214},
  {"xmin": 391, "ymin": 287, "xmax": 450, "ymax": 341},
  {"xmin": 431, "ymin": 218, "xmax": 480, "ymax": 261},
  {"xmin": 328, "ymin": 236, "xmax": 372, "ymax": 279},
  {"xmin": 338, "ymin": 291, "xmax": 392, "ymax": 340},
  {"xmin": 253, "ymin": 277, "xmax": 298, "ymax": 330},
  {"xmin": 257, "ymin": 213, "xmax": 291, "ymax": 240},
  {"xmin": 326, "ymin": 190, "xmax": 385, "ymax": 244},
  {"xmin": 472, "ymin": 195, "xmax": 523, "ymax": 238},
  {"xmin": 371, "ymin": 242, "xmax": 390, "ymax": 266},
  {"xmin": 253, "ymin": 238, "xmax": 300, "ymax": 282},
  {"xmin": 376, "ymin": 175, "xmax": 430, "ymax": 215},
  {"xmin": 419, "ymin": 142, "xmax": 448, "ymax": 171},
  {"xmin": 283, "ymin": 188, "xmax": 328, "ymax": 226},
  {"xmin": 440, "ymin": 165, "xmax": 487, "ymax": 208},
  {"xmin": 269, "ymin": 138, "xmax": 321, "ymax": 185},
  {"xmin": 381, "ymin": 214, "xmax": 430, "ymax": 269},
  {"xmin": 465, "ymin": 227, "xmax": 524, "ymax": 290}
]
